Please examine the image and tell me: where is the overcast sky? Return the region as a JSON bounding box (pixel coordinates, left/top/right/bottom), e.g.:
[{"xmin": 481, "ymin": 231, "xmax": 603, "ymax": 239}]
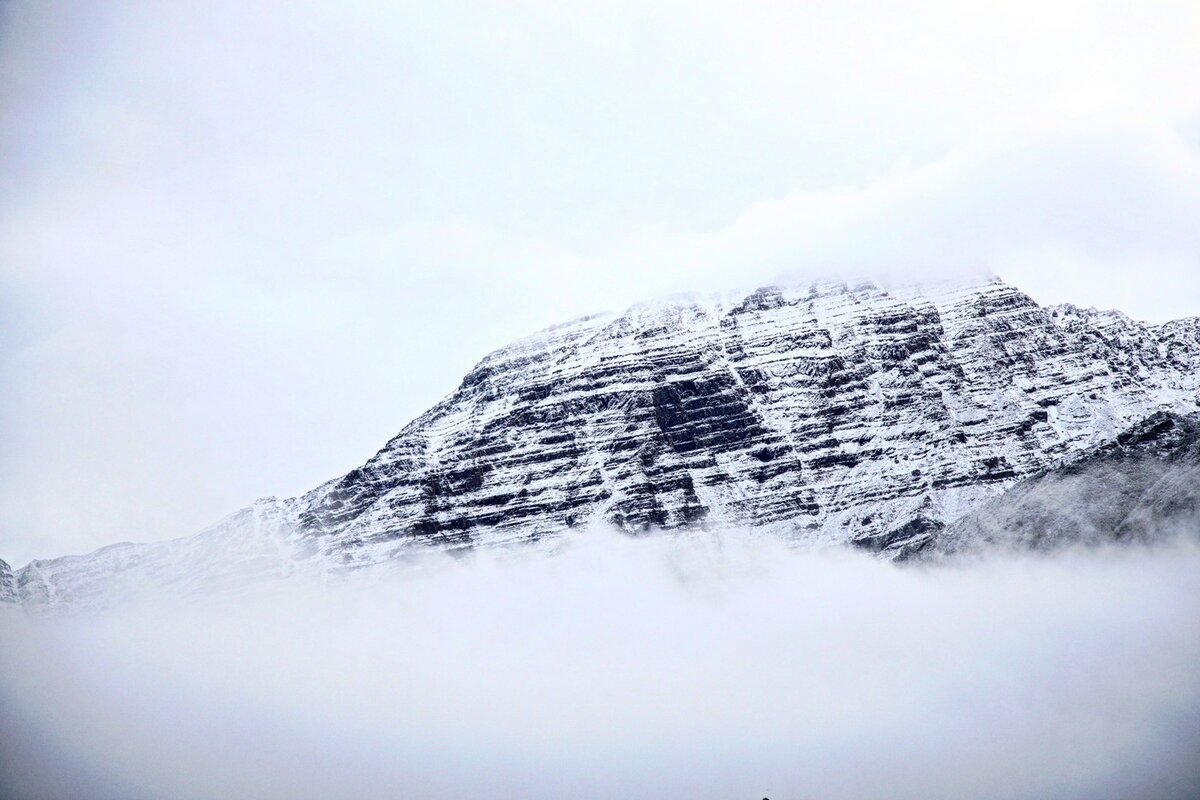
[{"xmin": 3, "ymin": 0, "xmax": 1200, "ymax": 564}]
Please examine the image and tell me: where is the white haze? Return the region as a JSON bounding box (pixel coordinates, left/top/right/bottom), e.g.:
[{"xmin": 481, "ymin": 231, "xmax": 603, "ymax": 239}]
[{"xmin": 3, "ymin": 530, "xmax": 1199, "ymax": 800}]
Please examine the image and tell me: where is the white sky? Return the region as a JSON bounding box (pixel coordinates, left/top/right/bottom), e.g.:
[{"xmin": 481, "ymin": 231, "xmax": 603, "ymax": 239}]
[{"xmin": 2, "ymin": 0, "xmax": 1200, "ymax": 564}]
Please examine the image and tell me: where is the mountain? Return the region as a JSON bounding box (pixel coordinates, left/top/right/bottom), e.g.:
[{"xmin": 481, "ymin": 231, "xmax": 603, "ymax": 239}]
[
  {"xmin": 909, "ymin": 411, "xmax": 1200, "ymax": 559},
  {"xmin": 0, "ymin": 558, "xmax": 16, "ymax": 605},
  {"xmin": 7, "ymin": 275, "xmax": 1200, "ymax": 608}
]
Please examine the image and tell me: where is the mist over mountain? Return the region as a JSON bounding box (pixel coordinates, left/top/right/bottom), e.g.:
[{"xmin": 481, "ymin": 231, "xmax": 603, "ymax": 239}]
[
  {"xmin": 6, "ymin": 4, "xmax": 1200, "ymax": 799},
  {"xmin": 3, "ymin": 529, "xmax": 1199, "ymax": 800},
  {"xmin": 5, "ymin": 274, "xmax": 1198, "ymax": 610},
  {"xmin": 921, "ymin": 411, "xmax": 1200, "ymax": 558}
]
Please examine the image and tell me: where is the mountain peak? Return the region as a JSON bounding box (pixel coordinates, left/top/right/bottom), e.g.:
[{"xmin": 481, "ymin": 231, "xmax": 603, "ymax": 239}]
[{"xmin": 11, "ymin": 276, "xmax": 1200, "ymax": 607}]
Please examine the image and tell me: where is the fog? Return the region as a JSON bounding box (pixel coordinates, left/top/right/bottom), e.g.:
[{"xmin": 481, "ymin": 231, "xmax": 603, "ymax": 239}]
[{"xmin": 3, "ymin": 530, "xmax": 1199, "ymax": 800}]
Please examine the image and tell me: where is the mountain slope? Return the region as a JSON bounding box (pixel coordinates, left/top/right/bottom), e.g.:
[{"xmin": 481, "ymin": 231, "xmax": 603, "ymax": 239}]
[
  {"xmin": 0, "ymin": 559, "xmax": 16, "ymax": 605},
  {"xmin": 911, "ymin": 411, "xmax": 1200, "ymax": 559},
  {"xmin": 9, "ymin": 275, "xmax": 1200, "ymax": 607}
]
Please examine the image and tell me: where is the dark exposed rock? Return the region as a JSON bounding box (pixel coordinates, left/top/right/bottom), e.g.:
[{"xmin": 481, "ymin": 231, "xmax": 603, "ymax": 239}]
[
  {"xmin": 852, "ymin": 515, "xmax": 943, "ymax": 559},
  {"xmin": 922, "ymin": 412, "xmax": 1200, "ymax": 558},
  {"xmin": 0, "ymin": 558, "xmax": 16, "ymax": 605}
]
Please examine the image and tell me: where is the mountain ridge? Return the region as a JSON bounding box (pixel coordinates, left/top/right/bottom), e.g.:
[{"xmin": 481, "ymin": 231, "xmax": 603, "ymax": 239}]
[
  {"xmin": 6, "ymin": 274, "xmax": 1200, "ymax": 608},
  {"xmin": 914, "ymin": 409, "xmax": 1200, "ymax": 559}
]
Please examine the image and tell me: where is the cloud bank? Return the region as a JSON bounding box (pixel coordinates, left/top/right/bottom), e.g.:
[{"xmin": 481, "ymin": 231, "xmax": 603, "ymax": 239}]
[{"xmin": 3, "ymin": 531, "xmax": 1199, "ymax": 799}]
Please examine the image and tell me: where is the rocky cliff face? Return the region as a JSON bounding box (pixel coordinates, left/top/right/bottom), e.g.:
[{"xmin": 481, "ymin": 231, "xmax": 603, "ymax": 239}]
[
  {"xmin": 914, "ymin": 411, "xmax": 1200, "ymax": 559},
  {"xmin": 8, "ymin": 275, "xmax": 1200, "ymax": 607},
  {"xmin": 0, "ymin": 559, "xmax": 16, "ymax": 605}
]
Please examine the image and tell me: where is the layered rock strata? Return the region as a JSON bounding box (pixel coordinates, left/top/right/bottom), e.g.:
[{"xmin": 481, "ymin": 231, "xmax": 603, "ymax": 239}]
[{"xmin": 9, "ymin": 275, "xmax": 1200, "ymax": 607}]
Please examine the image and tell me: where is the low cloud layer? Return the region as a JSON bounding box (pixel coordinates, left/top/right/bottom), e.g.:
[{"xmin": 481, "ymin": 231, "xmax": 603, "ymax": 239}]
[{"xmin": 3, "ymin": 531, "xmax": 1199, "ymax": 800}]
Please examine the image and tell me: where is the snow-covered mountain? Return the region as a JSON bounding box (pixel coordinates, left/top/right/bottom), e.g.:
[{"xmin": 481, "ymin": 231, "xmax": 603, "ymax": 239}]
[
  {"xmin": 0, "ymin": 558, "xmax": 16, "ymax": 605},
  {"xmin": 7, "ymin": 274, "xmax": 1200, "ymax": 608},
  {"xmin": 917, "ymin": 410, "xmax": 1200, "ymax": 559}
]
